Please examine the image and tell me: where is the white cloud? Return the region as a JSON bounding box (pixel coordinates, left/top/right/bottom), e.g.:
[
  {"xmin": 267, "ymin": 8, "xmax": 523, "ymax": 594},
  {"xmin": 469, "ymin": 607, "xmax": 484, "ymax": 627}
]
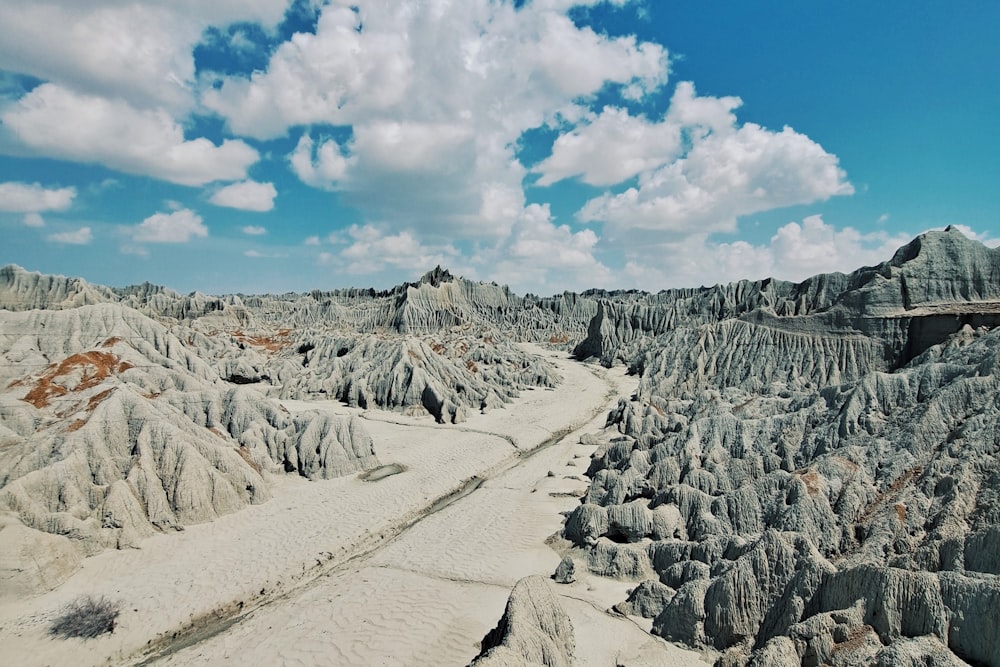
[
  {"xmin": 244, "ymin": 249, "xmax": 287, "ymax": 259},
  {"xmin": 210, "ymin": 0, "xmax": 667, "ymax": 234},
  {"xmin": 205, "ymin": 5, "xmax": 414, "ymax": 138},
  {"xmin": 0, "ymin": 0, "xmax": 290, "ymax": 113},
  {"xmin": 46, "ymin": 225, "xmax": 91, "ymax": 245},
  {"xmin": 120, "ymin": 244, "xmax": 148, "ymax": 257},
  {"xmin": 351, "ymin": 121, "xmax": 475, "ymax": 173},
  {"xmin": 210, "ymin": 180, "xmax": 277, "ymax": 212},
  {"xmin": 2, "ymin": 84, "xmax": 259, "ymax": 186},
  {"xmin": 304, "ymin": 235, "xmax": 321, "ymax": 246},
  {"xmin": 0, "ymin": 181, "xmax": 76, "ymax": 212},
  {"xmin": 529, "ymin": 13, "xmax": 665, "ymax": 99},
  {"xmin": 339, "ymin": 225, "xmax": 459, "ymax": 274},
  {"xmin": 620, "ymin": 215, "xmax": 914, "ymax": 289},
  {"xmin": 22, "ymin": 212, "xmax": 45, "ymax": 227},
  {"xmin": 131, "ymin": 208, "xmax": 208, "ymax": 243},
  {"xmin": 241, "ymin": 225, "xmax": 267, "ymax": 235},
  {"xmin": 289, "ymin": 134, "xmax": 352, "ymax": 190},
  {"xmin": 766, "ymin": 215, "xmax": 909, "ymax": 280},
  {"xmin": 534, "ymin": 106, "xmax": 682, "ymax": 186},
  {"xmin": 575, "ymin": 83, "xmax": 853, "ymax": 236},
  {"xmin": 476, "ymin": 203, "xmax": 612, "ymax": 293}
]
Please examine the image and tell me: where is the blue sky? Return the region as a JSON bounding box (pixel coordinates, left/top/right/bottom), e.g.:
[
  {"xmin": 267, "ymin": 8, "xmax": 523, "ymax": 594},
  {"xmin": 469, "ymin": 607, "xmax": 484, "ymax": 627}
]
[{"xmin": 0, "ymin": 0, "xmax": 996, "ymax": 295}]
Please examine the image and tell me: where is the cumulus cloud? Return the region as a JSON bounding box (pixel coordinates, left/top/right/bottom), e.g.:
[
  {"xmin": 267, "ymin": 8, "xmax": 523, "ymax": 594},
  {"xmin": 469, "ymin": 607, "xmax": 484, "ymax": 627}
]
[
  {"xmin": 0, "ymin": 0, "xmax": 290, "ymax": 112},
  {"xmin": 289, "ymin": 134, "xmax": 352, "ymax": 190},
  {"xmin": 131, "ymin": 208, "xmax": 208, "ymax": 243},
  {"xmin": 210, "ymin": 180, "xmax": 277, "ymax": 212},
  {"xmin": 208, "ymin": 0, "xmax": 667, "ymax": 233},
  {"xmin": 339, "ymin": 225, "xmax": 460, "ymax": 274},
  {"xmin": 46, "ymin": 225, "xmax": 91, "ymax": 245},
  {"xmin": 620, "ymin": 215, "xmax": 914, "ymax": 289},
  {"xmin": 3, "ymin": 85, "xmax": 258, "ymax": 186},
  {"xmin": 241, "ymin": 225, "xmax": 267, "ymax": 235},
  {"xmin": 0, "ymin": 181, "xmax": 76, "ymax": 212},
  {"xmin": 574, "ymin": 83, "xmax": 853, "ymax": 237},
  {"xmin": 534, "ymin": 106, "xmax": 682, "ymax": 186},
  {"xmin": 351, "ymin": 121, "xmax": 475, "ymax": 173},
  {"xmin": 476, "ymin": 204, "xmax": 612, "ymax": 293}
]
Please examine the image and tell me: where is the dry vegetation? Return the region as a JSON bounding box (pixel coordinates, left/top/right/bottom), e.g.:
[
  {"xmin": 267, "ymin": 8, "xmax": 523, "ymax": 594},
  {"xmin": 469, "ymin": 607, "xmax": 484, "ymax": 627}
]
[{"xmin": 49, "ymin": 596, "xmax": 120, "ymax": 640}]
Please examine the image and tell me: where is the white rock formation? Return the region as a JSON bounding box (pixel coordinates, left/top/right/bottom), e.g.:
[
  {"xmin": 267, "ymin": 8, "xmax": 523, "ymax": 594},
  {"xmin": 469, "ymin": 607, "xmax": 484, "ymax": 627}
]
[
  {"xmin": 0, "ymin": 303, "xmax": 378, "ymax": 583},
  {"xmin": 470, "ymin": 575, "xmax": 575, "ymax": 667}
]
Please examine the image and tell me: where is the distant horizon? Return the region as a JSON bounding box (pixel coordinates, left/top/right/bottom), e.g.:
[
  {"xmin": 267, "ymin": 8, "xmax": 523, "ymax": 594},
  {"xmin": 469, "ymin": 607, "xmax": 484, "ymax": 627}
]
[
  {"xmin": 5, "ymin": 225, "xmax": 996, "ymax": 299},
  {"xmin": 1, "ymin": 1, "xmax": 998, "ymax": 295}
]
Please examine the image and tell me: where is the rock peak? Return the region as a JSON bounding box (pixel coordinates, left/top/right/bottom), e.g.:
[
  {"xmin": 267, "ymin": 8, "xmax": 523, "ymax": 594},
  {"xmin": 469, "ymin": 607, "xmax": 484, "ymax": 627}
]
[{"xmin": 418, "ymin": 266, "xmax": 455, "ymax": 287}]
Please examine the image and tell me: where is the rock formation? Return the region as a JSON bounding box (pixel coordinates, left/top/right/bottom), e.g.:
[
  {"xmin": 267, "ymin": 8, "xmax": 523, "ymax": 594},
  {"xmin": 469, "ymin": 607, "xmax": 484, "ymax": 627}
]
[
  {"xmin": 0, "ymin": 302, "xmax": 379, "ymax": 595},
  {"xmin": 564, "ymin": 228, "xmax": 1000, "ymax": 665},
  {"xmin": 553, "ymin": 555, "xmax": 575, "ymax": 584},
  {"xmin": 470, "ymin": 575, "xmax": 575, "ymax": 667},
  {"xmin": 0, "ymin": 264, "xmax": 589, "ymax": 593},
  {"xmin": 3, "ymin": 228, "xmax": 1000, "ymax": 666},
  {"xmin": 0, "ymin": 265, "xmax": 585, "ymax": 423}
]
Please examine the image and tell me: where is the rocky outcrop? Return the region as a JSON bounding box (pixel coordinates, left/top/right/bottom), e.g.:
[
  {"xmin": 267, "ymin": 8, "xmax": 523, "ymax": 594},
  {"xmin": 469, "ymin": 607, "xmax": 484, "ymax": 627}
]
[
  {"xmin": 573, "ymin": 227, "xmax": 1000, "ymax": 368},
  {"xmin": 277, "ymin": 331, "xmax": 559, "ymax": 423},
  {"xmin": 0, "ymin": 305, "xmax": 378, "ymax": 562},
  {"xmin": 0, "ymin": 510, "xmax": 81, "ymax": 598},
  {"xmin": 566, "ymin": 229, "xmax": 1000, "ymax": 665},
  {"xmin": 0, "ymin": 265, "xmax": 116, "ymax": 311},
  {"xmin": 470, "ymin": 575, "xmax": 575, "ymax": 667},
  {"xmin": 553, "ymin": 555, "xmax": 575, "ymax": 584},
  {"xmin": 1, "ymin": 266, "xmax": 579, "ymax": 422}
]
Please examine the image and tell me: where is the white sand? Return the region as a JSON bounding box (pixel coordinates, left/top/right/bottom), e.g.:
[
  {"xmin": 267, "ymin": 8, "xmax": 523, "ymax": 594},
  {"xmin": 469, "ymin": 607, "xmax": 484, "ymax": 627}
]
[{"xmin": 0, "ymin": 347, "xmax": 709, "ymax": 666}]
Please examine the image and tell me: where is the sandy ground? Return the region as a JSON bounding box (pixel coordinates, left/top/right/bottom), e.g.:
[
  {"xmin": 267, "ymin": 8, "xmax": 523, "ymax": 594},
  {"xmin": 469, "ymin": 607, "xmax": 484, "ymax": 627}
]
[{"xmin": 0, "ymin": 346, "xmax": 709, "ymax": 666}]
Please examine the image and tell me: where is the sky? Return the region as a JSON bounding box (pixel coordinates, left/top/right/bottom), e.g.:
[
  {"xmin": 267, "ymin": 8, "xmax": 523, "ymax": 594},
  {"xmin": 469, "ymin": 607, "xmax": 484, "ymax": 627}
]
[{"xmin": 0, "ymin": 0, "xmax": 997, "ymax": 296}]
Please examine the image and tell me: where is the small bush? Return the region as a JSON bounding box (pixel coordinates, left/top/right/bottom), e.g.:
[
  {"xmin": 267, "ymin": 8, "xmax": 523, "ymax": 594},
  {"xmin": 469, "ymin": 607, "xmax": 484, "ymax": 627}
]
[{"xmin": 49, "ymin": 595, "xmax": 120, "ymax": 639}]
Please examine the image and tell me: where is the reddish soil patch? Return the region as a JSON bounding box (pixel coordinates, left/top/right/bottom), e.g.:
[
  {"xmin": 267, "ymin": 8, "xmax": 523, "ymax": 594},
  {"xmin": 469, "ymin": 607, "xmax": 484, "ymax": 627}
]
[
  {"xmin": 548, "ymin": 333, "xmax": 570, "ymax": 344},
  {"xmin": 20, "ymin": 351, "xmax": 133, "ymax": 408},
  {"xmin": 859, "ymin": 465, "xmax": 923, "ymax": 523},
  {"xmin": 232, "ymin": 328, "xmax": 294, "ymax": 353},
  {"xmin": 833, "ymin": 456, "xmax": 859, "ymax": 473},
  {"xmin": 236, "ymin": 446, "xmax": 262, "ymax": 474},
  {"xmin": 799, "ymin": 470, "xmax": 821, "ymax": 495},
  {"xmin": 88, "ymin": 388, "xmax": 117, "ymax": 411},
  {"xmin": 832, "ymin": 625, "xmax": 876, "ymax": 655},
  {"xmin": 67, "ymin": 419, "xmax": 88, "ymax": 432}
]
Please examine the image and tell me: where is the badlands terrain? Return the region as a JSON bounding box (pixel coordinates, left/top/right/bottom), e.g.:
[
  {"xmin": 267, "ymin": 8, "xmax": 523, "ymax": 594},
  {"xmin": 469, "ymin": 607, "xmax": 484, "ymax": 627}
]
[{"xmin": 0, "ymin": 226, "xmax": 999, "ymax": 666}]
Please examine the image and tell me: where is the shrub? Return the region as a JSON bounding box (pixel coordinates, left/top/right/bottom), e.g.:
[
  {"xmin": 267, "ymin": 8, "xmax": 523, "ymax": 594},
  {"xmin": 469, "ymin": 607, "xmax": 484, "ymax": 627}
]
[{"xmin": 49, "ymin": 595, "xmax": 120, "ymax": 639}]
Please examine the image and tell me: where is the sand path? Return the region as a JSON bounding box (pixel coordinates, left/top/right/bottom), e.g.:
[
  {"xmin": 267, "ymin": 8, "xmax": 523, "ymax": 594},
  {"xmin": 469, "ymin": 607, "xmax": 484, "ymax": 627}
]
[{"xmin": 0, "ymin": 346, "xmax": 708, "ymax": 666}]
